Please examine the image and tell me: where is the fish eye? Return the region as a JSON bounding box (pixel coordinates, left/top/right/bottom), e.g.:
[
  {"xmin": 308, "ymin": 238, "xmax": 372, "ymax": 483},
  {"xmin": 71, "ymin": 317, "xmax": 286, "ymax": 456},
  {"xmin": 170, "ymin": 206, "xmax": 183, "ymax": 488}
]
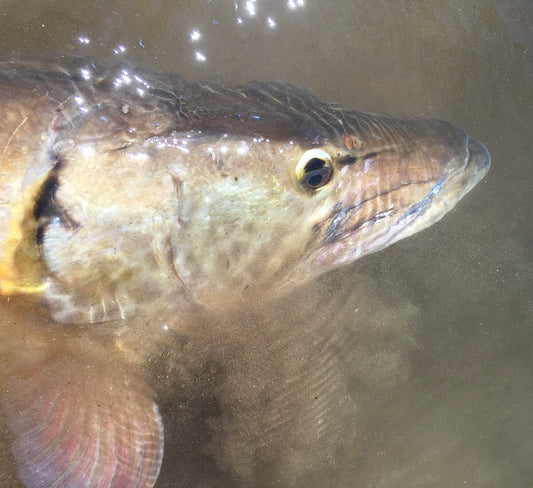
[{"xmin": 295, "ymin": 149, "xmax": 333, "ymax": 190}]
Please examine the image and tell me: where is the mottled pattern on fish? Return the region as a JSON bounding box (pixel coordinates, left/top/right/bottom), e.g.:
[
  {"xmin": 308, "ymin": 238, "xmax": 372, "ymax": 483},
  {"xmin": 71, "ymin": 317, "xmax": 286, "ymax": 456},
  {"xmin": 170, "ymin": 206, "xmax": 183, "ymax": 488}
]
[{"xmin": 0, "ymin": 54, "xmax": 489, "ymax": 488}]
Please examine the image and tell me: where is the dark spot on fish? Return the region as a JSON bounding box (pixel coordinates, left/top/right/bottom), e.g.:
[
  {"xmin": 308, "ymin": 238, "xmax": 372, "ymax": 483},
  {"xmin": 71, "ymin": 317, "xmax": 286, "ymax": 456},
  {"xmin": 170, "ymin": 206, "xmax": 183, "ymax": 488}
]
[
  {"xmin": 337, "ymin": 152, "xmax": 380, "ymax": 166},
  {"xmin": 34, "ymin": 161, "xmax": 79, "ymax": 245},
  {"xmin": 337, "ymin": 152, "xmax": 384, "ymax": 166},
  {"xmin": 33, "ymin": 171, "xmax": 60, "ymax": 221},
  {"xmin": 234, "ymin": 176, "xmax": 238, "ymax": 181},
  {"xmin": 111, "ymin": 142, "xmax": 134, "ymax": 152},
  {"xmin": 337, "ymin": 155, "xmax": 359, "ymax": 165},
  {"xmin": 35, "ymin": 224, "xmax": 45, "ymax": 246}
]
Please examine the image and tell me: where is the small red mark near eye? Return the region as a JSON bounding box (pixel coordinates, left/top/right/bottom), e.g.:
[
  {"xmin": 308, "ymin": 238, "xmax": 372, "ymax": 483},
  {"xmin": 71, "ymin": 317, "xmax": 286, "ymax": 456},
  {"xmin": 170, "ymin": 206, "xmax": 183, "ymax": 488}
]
[
  {"xmin": 343, "ymin": 135, "xmax": 358, "ymax": 150},
  {"xmin": 343, "ymin": 135, "xmax": 352, "ymax": 149}
]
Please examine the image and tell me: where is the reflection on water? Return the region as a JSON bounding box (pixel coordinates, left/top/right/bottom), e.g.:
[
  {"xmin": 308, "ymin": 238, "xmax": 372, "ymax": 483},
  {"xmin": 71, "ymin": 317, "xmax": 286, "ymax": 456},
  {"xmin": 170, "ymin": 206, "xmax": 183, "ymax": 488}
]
[{"xmin": 0, "ymin": 1, "xmax": 532, "ymax": 487}]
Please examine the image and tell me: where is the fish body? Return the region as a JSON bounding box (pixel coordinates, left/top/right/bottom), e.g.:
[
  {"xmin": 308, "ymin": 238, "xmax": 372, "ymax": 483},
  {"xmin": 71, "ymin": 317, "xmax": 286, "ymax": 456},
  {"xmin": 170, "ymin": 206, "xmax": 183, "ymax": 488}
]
[{"xmin": 0, "ymin": 55, "xmax": 489, "ymax": 487}]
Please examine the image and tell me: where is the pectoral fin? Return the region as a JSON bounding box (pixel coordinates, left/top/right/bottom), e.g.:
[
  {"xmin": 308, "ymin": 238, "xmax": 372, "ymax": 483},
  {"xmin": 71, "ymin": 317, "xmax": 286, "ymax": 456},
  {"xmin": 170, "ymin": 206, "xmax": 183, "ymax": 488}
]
[{"xmin": 3, "ymin": 353, "xmax": 163, "ymax": 488}]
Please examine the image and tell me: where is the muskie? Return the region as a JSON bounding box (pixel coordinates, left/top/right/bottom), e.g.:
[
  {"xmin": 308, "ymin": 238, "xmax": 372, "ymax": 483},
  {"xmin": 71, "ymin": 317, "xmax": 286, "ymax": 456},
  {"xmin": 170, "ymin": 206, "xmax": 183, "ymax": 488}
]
[{"xmin": 0, "ymin": 54, "xmax": 489, "ymax": 488}]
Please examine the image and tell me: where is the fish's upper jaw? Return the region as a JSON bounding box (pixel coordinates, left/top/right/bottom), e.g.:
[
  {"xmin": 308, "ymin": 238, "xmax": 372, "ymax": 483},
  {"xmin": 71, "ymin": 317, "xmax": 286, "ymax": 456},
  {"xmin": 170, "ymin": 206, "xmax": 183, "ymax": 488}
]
[
  {"xmin": 307, "ymin": 121, "xmax": 490, "ymax": 271},
  {"xmin": 388, "ymin": 134, "xmax": 490, "ymax": 240}
]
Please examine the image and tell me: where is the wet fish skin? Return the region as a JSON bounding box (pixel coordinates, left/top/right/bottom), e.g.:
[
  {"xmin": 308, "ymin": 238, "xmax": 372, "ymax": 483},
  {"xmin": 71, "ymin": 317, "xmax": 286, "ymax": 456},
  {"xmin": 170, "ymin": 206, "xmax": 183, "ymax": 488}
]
[{"xmin": 0, "ymin": 55, "xmax": 490, "ymax": 488}]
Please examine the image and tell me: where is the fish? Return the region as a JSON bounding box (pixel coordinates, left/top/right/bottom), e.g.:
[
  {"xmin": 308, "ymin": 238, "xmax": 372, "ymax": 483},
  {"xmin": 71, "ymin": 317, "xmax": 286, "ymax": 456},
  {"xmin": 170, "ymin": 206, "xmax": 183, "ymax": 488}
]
[{"xmin": 0, "ymin": 54, "xmax": 490, "ymax": 488}]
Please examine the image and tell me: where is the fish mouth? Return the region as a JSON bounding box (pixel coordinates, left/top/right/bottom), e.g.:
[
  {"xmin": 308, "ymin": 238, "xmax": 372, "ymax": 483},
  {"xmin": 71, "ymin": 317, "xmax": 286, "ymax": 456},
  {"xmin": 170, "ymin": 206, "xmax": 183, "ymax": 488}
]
[
  {"xmin": 411, "ymin": 135, "xmax": 491, "ymax": 218},
  {"xmin": 310, "ymin": 132, "xmax": 490, "ymax": 269}
]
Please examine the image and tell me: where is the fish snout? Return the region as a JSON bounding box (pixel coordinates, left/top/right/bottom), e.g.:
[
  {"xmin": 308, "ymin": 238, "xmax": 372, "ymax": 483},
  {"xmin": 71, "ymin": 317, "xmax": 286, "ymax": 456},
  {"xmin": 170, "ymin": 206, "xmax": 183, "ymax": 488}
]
[
  {"xmin": 309, "ymin": 117, "xmax": 490, "ymax": 269},
  {"xmin": 427, "ymin": 118, "xmax": 490, "ymax": 185},
  {"xmin": 464, "ymin": 136, "xmax": 491, "ymax": 184}
]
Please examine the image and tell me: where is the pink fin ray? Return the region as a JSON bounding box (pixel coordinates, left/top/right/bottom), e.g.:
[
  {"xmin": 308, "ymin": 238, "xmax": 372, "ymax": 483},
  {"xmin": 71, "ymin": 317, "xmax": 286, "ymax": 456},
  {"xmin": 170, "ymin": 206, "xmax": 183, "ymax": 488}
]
[{"xmin": 3, "ymin": 354, "xmax": 163, "ymax": 488}]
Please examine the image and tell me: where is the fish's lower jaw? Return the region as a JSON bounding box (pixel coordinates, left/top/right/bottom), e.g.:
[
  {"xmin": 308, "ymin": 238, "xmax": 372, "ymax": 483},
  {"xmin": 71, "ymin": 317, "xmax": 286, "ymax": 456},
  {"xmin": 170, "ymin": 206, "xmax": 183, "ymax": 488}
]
[{"xmin": 310, "ymin": 206, "xmax": 448, "ymax": 270}]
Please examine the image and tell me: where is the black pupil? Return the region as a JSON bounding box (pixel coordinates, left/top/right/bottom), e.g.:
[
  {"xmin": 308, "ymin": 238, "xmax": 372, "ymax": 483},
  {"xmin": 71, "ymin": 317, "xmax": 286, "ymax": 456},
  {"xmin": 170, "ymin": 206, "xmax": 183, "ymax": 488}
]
[
  {"xmin": 307, "ymin": 172, "xmax": 324, "ymax": 187},
  {"xmin": 300, "ymin": 157, "xmax": 331, "ymax": 189}
]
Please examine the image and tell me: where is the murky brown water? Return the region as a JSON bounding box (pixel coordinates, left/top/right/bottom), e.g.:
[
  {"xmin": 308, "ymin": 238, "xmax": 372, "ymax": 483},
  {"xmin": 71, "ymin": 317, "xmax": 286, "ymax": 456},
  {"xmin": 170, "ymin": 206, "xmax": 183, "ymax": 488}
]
[{"xmin": 0, "ymin": 1, "xmax": 531, "ymax": 487}]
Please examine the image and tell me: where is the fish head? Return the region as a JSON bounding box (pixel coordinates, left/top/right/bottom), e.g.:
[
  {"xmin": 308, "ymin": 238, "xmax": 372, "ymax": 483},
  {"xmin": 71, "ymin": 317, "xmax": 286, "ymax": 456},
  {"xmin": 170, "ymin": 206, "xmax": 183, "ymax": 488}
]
[
  {"xmin": 36, "ymin": 117, "xmax": 490, "ymax": 315},
  {"xmin": 12, "ymin": 73, "xmax": 488, "ymax": 317},
  {"xmin": 153, "ymin": 115, "xmax": 490, "ymax": 308}
]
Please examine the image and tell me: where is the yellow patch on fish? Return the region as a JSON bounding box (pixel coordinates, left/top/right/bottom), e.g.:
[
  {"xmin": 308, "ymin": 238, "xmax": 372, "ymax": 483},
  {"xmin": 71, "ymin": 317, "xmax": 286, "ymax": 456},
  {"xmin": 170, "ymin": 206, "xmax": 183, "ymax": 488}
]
[{"xmin": 0, "ymin": 175, "xmax": 47, "ymax": 295}]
